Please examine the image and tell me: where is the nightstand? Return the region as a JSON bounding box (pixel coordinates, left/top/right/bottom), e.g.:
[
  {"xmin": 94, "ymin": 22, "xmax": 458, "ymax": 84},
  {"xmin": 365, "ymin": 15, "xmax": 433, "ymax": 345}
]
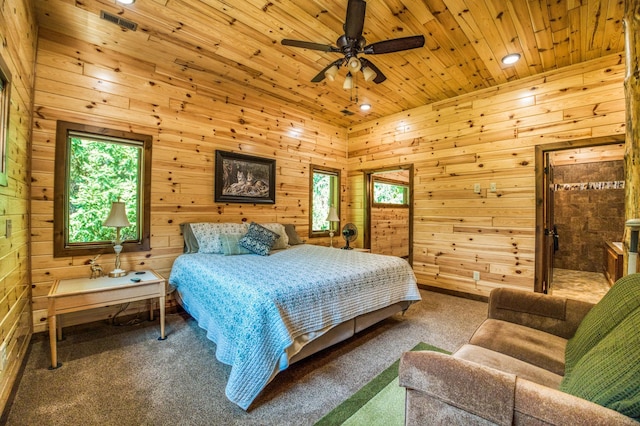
[
  {"xmin": 352, "ymin": 248, "xmax": 371, "ymax": 253},
  {"xmin": 47, "ymin": 270, "xmax": 166, "ymax": 369}
]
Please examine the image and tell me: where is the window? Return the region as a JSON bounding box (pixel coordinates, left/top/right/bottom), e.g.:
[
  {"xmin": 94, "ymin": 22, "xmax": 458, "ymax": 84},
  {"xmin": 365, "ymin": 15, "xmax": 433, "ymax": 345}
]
[
  {"xmin": 0, "ymin": 54, "xmax": 11, "ymax": 187},
  {"xmin": 373, "ymin": 178, "xmax": 409, "ymax": 206},
  {"xmin": 54, "ymin": 121, "xmax": 152, "ymax": 257},
  {"xmin": 310, "ymin": 166, "xmax": 340, "ymax": 236}
]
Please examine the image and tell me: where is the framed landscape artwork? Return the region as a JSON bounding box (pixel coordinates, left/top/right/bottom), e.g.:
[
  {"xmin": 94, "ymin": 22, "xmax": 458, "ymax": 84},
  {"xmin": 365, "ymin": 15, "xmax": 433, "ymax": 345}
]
[{"xmin": 215, "ymin": 150, "xmax": 276, "ymax": 204}]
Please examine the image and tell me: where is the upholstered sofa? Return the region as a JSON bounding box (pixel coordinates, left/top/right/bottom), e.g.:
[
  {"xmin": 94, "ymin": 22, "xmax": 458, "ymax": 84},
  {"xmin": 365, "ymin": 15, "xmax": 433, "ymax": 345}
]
[{"xmin": 399, "ymin": 273, "xmax": 640, "ymax": 425}]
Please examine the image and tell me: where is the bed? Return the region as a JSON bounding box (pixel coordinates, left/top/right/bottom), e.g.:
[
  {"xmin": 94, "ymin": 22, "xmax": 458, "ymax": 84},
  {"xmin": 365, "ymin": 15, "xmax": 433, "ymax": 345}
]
[{"xmin": 168, "ymin": 222, "xmax": 421, "ymax": 409}]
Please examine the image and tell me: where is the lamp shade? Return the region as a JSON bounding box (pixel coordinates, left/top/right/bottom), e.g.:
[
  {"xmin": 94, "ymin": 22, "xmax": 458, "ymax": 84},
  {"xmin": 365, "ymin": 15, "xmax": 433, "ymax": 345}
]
[
  {"xmin": 103, "ymin": 201, "xmax": 131, "ymax": 228},
  {"xmin": 326, "ymin": 206, "xmax": 340, "ymax": 222}
]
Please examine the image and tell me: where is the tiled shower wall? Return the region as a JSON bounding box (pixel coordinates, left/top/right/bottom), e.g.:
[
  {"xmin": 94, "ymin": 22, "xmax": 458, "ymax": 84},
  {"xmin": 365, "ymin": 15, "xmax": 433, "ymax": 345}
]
[{"xmin": 553, "ymin": 160, "xmax": 625, "ymax": 272}]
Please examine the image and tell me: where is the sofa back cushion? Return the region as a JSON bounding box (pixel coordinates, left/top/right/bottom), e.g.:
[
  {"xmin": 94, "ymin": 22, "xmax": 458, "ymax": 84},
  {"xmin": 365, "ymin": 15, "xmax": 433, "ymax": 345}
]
[
  {"xmin": 564, "ymin": 273, "xmax": 640, "ymax": 376},
  {"xmin": 559, "ymin": 305, "xmax": 640, "ymax": 420}
]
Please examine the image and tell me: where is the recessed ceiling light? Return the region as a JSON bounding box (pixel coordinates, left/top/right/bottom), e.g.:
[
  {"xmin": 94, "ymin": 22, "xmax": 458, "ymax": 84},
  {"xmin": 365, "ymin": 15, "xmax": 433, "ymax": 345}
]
[
  {"xmin": 117, "ymin": 0, "xmax": 135, "ymax": 4},
  {"xmin": 502, "ymin": 53, "xmax": 521, "ymax": 65},
  {"xmin": 360, "ymin": 103, "xmax": 371, "ymax": 111}
]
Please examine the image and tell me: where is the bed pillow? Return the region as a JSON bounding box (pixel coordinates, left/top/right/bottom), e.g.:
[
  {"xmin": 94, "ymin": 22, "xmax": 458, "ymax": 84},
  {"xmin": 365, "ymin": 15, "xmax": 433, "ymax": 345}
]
[
  {"xmin": 239, "ymin": 222, "xmax": 280, "ymax": 256},
  {"xmin": 188, "ymin": 222, "xmax": 249, "ymax": 254},
  {"xmin": 219, "ymin": 234, "xmax": 252, "ymax": 256},
  {"xmin": 259, "ymin": 223, "xmax": 289, "ymax": 250},
  {"xmin": 180, "ymin": 223, "xmax": 200, "ymax": 253},
  {"xmin": 284, "ymin": 224, "xmax": 304, "ymax": 245}
]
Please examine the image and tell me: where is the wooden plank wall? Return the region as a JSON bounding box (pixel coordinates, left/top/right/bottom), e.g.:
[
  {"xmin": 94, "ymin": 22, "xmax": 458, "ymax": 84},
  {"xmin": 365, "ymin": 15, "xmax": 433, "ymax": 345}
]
[
  {"xmin": 348, "ymin": 54, "xmax": 627, "ymax": 298},
  {"xmin": 30, "ymin": 28, "xmax": 347, "ymax": 332},
  {"xmin": 370, "ymin": 207, "xmax": 409, "ymax": 257},
  {"xmin": 0, "ymin": 0, "xmax": 37, "ymax": 413}
]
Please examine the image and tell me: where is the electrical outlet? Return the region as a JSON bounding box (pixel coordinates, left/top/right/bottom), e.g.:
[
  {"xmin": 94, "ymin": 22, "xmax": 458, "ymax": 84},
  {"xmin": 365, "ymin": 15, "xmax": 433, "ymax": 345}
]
[
  {"xmin": 473, "ymin": 183, "xmax": 481, "ymax": 194},
  {"xmin": 5, "ymin": 220, "xmax": 11, "ymax": 238},
  {"xmin": 473, "ymin": 271, "xmax": 480, "ymax": 281},
  {"xmin": 490, "ymin": 183, "xmax": 497, "ymax": 192}
]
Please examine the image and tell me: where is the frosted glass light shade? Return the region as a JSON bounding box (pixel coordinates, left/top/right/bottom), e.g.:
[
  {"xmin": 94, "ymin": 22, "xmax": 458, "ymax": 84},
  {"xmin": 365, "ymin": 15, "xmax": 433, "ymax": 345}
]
[
  {"xmin": 103, "ymin": 201, "xmax": 131, "ymax": 228},
  {"xmin": 343, "ymin": 73, "xmax": 353, "ymax": 90},
  {"xmin": 325, "ymin": 65, "xmax": 339, "ymax": 81},
  {"xmin": 347, "ymin": 57, "xmax": 361, "ymax": 73},
  {"xmin": 362, "ymin": 66, "xmax": 377, "ymax": 82}
]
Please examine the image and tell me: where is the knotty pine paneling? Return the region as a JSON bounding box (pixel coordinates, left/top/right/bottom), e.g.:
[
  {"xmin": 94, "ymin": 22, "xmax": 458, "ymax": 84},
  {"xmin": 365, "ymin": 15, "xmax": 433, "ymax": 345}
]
[
  {"xmin": 347, "ymin": 54, "xmax": 626, "ymax": 297},
  {"xmin": 30, "ymin": 29, "xmax": 347, "ymax": 332},
  {"xmin": 0, "ymin": 0, "xmax": 37, "ymax": 413}
]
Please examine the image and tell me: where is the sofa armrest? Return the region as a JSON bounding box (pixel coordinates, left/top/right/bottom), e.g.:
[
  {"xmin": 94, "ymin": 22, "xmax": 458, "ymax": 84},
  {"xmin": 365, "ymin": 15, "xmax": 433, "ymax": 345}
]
[
  {"xmin": 399, "ymin": 351, "xmax": 516, "ymax": 425},
  {"xmin": 488, "ymin": 287, "xmax": 594, "ymax": 339},
  {"xmin": 399, "ymin": 351, "xmax": 637, "ymax": 426}
]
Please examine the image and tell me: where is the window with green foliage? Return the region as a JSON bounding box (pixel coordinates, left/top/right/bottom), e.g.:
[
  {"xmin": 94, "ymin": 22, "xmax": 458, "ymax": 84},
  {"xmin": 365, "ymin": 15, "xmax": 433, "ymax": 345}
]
[
  {"xmin": 0, "ymin": 54, "xmax": 11, "ymax": 187},
  {"xmin": 373, "ymin": 179, "xmax": 409, "ymax": 206},
  {"xmin": 54, "ymin": 121, "xmax": 152, "ymax": 257},
  {"xmin": 310, "ymin": 166, "xmax": 340, "ymax": 235}
]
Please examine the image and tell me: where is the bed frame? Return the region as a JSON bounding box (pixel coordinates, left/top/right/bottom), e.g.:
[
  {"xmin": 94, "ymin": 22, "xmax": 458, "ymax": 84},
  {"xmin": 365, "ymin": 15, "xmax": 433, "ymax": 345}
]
[{"xmin": 174, "ymin": 290, "xmax": 410, "ymax": 365}]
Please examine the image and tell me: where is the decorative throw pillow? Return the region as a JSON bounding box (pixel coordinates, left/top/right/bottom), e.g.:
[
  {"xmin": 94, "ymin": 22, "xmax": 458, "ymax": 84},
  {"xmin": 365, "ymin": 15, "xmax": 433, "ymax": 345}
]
[
  {"xmin": 559, "ymin": 305, "xmax": 640, "ymax": 420},
  {"xmin": 239, "ymin": 222, "xmax": 280, "ymax": 256},
  {"xmin": 284, "ymin": 224, "xmax": 304, "ymax": 245},
  {"xmin": 564, "ymin": 273, "xmax": 640, "ymax": 376},
  {"xmin": 219, "ymin": 234, "xmax": 252, "ymax": 256},
  {"xmin": 259, "ymin": 223, "xmax": 289, "ymax": 250}
]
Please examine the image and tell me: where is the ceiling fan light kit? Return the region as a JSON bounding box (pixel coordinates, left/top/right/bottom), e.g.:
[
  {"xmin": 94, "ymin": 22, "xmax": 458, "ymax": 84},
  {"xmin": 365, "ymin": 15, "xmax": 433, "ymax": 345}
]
[{"xmin": 282, "ymin": 0, "xmax": 425, "ymax": 92}]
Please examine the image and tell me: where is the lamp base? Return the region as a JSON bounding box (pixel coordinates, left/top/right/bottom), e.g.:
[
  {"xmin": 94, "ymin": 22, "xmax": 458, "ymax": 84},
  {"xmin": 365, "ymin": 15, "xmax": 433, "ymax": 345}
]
[{"xmin": 109, "ymin": 269, "xmax": 127, "ymax": 278}]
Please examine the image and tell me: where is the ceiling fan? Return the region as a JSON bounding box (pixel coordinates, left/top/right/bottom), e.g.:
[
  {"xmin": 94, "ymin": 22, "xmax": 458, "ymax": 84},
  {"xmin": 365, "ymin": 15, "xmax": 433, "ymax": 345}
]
[{"xmin": 281, "ymin": 0, "xmax": 425, "ymax": 85}]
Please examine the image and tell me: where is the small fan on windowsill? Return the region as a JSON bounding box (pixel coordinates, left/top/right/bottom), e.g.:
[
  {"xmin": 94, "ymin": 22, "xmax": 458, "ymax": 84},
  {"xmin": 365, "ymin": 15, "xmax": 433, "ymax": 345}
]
[{"xmin": 341, "ymin": 223, "xmax": 358, "ymax": 250}]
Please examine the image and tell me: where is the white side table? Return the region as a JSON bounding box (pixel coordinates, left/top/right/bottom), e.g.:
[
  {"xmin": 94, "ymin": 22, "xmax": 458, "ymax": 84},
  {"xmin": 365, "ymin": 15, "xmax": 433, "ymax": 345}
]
[{"xmin": 47, "ymin": 270, "xmax": 166, "ymax": 369}]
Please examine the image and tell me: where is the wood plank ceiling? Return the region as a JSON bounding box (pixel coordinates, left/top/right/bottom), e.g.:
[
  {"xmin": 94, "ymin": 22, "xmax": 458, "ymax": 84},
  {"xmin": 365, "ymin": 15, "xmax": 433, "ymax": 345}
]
[{"xmin": 34, "ymin": 0, "xmax": 626, "ymax": 128}]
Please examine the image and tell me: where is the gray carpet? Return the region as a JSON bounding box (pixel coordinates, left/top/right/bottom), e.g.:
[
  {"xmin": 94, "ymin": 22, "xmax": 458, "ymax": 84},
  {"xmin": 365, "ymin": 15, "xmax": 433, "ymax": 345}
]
[{"xmin": 3, "ymin": 290, "xmax": 487, "ymax": 425}]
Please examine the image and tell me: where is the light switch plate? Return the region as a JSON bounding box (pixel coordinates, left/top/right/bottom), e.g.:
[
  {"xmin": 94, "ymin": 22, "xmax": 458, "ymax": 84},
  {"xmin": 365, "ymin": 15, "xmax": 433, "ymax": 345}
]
[
  {"xmin": 490, "ymin": 183, "xmax": 497, "ymax": 192},
  {"xmin": 473, "ymin": 183, "xmax": 481, "ymax": 194}
]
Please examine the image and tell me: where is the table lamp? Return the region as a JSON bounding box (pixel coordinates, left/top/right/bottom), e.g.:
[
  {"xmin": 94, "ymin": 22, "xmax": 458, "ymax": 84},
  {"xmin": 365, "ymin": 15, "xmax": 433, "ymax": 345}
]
[
  {"xmin": 326, "ymin": 206, "xmax": 340, "ymax": 248},
  {"xmin": 103, "ymin": 200, "xmax": 131, "ymax": 277}
]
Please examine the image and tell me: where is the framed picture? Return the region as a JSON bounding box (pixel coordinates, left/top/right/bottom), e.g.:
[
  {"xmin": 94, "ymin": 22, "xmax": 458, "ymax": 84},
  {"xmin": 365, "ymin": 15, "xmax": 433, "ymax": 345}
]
[
  {"xmin": 0, "ymin": 54, "xmax": 12, "ymax": 187},
  {"xmin": 215, "ymin": 150, "xmax": 276, "ymax": 204}
]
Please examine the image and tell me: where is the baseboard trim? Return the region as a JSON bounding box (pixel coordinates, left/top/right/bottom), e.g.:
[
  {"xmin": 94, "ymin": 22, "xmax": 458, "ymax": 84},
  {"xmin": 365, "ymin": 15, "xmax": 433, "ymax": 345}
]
[{"xmin": 419, "ymin": 284, "xmax": 489, "ymax": 303}]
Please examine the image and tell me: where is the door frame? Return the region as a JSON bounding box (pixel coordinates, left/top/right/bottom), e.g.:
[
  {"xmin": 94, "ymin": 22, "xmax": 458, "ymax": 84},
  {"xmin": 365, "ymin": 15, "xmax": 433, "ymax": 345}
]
[
  {"xmin": 534, "ymin": 136, "xmax": 625, "ymax": 293},
  {"xmin": 363, "ymin": 164, "xmax": 414, "ymax": 265}
]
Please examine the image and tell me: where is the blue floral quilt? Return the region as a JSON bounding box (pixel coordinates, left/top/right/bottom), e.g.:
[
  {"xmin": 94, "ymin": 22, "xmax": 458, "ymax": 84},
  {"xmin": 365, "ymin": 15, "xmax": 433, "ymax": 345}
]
[{"xmin": 168, "ymin": 244, "xmax": 421, "ymax": 409}]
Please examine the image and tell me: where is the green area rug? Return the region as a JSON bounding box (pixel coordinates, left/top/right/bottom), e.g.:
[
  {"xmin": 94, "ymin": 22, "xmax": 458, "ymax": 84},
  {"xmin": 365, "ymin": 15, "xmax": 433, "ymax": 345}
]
[{"xmin": 315, "ymin": 343, "xmax": 450, "ymax": 426}]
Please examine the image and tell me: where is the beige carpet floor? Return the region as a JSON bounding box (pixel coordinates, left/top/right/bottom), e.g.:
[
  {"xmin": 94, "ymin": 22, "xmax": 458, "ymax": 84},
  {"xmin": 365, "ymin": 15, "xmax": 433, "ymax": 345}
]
[{"xmin": 2, "ymin": 290, "xmax": 487, "ymax": 425}]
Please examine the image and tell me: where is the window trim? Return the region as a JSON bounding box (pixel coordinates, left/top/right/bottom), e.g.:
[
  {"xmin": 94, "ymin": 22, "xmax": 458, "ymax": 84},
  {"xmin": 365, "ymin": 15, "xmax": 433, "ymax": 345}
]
[
  {"xmin": 309, "ymin": 165, "xmax": 340, "ymax": 238},
  {"xmin": 53, "ymin": 121, "xmax": 152, "ymax": 257},
  {"xmin": 372, "ymin": 177, "xmax": 410, "ymax": 208},
  {"xmin": 0, "ymin": 54, "xmax": 11, "ymax": 187}
]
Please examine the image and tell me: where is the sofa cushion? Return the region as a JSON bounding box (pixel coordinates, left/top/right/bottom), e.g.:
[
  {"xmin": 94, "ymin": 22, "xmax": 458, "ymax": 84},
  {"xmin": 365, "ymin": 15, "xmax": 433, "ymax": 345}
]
[
  {"xmin": 564, "ymin": 273, "xmax": 640, "ymax": 377},
  {"xmin": 454, "ymin": 344, "xmax": 563, "ymax": 389},
  {"xmin": 469, "ymin": 319, "xmax": 567, "ymax": 376},
  {"xmin": 560, "ymin": 305, "xmax": 640, "ymax": 420}
]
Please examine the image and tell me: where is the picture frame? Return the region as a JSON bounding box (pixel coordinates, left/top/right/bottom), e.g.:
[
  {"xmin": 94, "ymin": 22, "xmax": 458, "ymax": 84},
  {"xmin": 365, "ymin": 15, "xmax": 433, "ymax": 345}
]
[
  {"xmin": 0, "ymin": 54, "xmax": 12, "ymax": 187},
  {"xmin": 215, "ymin": 150, "xmax": 276, "ymax": 204}
]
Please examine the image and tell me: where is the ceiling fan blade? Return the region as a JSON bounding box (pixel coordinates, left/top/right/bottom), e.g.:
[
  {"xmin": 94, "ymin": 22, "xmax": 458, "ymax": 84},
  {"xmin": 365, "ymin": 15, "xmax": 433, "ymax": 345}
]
[
  {"xmin": 311, "ymin": 58, "xmax": 345, "ymax": 83},
  {"xmin": 344, "ymin": 0, "xmax": 366, "ymax": 39},
  {"xmin": 363, "ymin": 35, "xmax": 425, "ymax": 54},
  {"xmin": 360, "ymin": 58, "xmax": 386, "ymax": 84},
  {"xmin": 282, "ymin": 39, "xmax": 338, "ymax": 52}
]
